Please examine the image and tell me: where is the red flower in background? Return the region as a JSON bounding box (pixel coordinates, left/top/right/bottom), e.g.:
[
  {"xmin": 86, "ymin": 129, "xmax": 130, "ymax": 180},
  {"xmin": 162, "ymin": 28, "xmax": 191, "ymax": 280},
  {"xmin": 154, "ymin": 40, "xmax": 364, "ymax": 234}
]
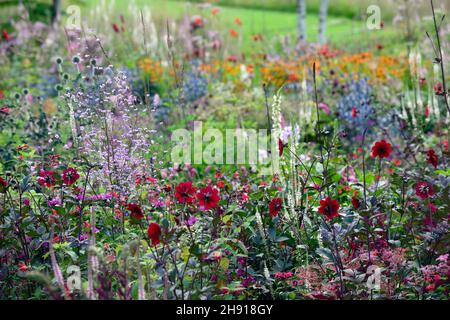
[
  {"xmin": 211, "ymin": 8, "xmax": 219, "ymax": 16},
  {"xmin": 216, "ymin": 180, "xmax": 225, "ymax": 188},
  {"xmin": 351, "ymin": 107, "xmax": 358, "ymax": 118},
  {"xmin": 112, "ymin": 23, "xmax": 120, "ymax": 33},
  {"xmin": 2, "ymin": 30, "xmax": 9, "ymax": 41},
  {"xmin": 127, "ymin": 203, "xmax": 144, "ymax": 220},
  {"xmin": 229, "ymin": 29, "xmax": 238, "ymax": 38},
  {"xmin": 227, "ymin": 55, "xmax": 238, "ymax": 63},
  {"xmin": 426, "ymin": 149, "xmax": 439, "ymax": 168},
  {"xmin": 197, "ymin": 186, "xmax": 220, "ymax": 210},
  {"xmin": 0, "ymin": 176, "xmax": 7, "ymax": 192},
  {"xmin": 18, "ymin": 262, "xmax": 28, "ymax": 272},
  {"xmin": 318, "ymin": 197, "xmax": 340, "ymax": 220},
  {"xmin": 235, "ymin": 17, "xmax": 242, "ymax": 25},
  {"xmin": 147, "ymin": 223, "xmax": 161, "ymax": 246},
  {"xmin": 351, "ymin": 196, "xmax": 360, "ymax": 210},
  {"xmin": 288, "ymin": 73, "xmax": 298, "ymax": 82},
  {"xmin": 371, "ymin": 140, "xmax": 391, "ymax": 158},
  {"xmin": 252, "ymin": 33, "xmax": 263, "ymax": 41},
  {"xmin": 175, "ymin": 181, "xmax": 196, "ymax": 204},
  {"xmin": 38, "ymin": 170, "xmax": 56, "ymax": 188},
  {"xmin": 443, "ymin": 140, "xmax": 449, "ymax": 151},
  {"xmin": 278, "ymin": 138, "xmax": 285, "ymax": 156},
  {"xmin": 415, "ymin": 181, "xmax": 434, "ymax": 199},
  {"xmin": 193, "ymin": 16, "xmax": 204, "ymax": 27},
  {"xmin": 434, "ymin": 82, "xmax": 444, "ymax": 95},
  {"xmin": 62, "ymin": 167, "xmax": 80, "ymax": 185},
  {"xmin": 269, "ymin": 198, "xmax": 283, "ymax": 217},
  {"xmin": 0, "ymin": 106, "xmax": 10, "ymax": 114}
]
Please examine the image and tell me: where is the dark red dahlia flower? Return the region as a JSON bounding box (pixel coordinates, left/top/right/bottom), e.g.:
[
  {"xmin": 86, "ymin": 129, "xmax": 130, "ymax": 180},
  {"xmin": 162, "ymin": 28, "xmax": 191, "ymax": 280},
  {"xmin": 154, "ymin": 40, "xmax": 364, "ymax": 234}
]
[
  {"xmin": 371, "ymin": 140, "xmax": 391, "ymax": 158},
  {"xmin": 62, "ymin": 167, "xmax": 80, "ymax": 185},
  {"xmin": 147, "ymin": 223, "xmax": 161, "ymax": 246},
  {"xmin": 351, "ymin": 196, "xmax": 360, "ymax": 210},
  {"xmin": 415, "ymin": 181, "xmax": 434, "ymax": 199},
  {"xmin": 37, "ymin": 170, "xmax": 56, "ymax": 188},
  {"xmin": 269, "ymin": 197, "xmax": 283, "ymax": 218},
  {"xmin": 112, "ymin": 23, "xmax": 120, "ymax": 33},
  {"xmin": 426, "ymin": 149, "xmax": 439, "ymax": 168},
  {"xmin": 127, "ymin": 203, "xmax": 144, "ymax": 220},
  {"xmin": 175, "ymin": 181, "xmax": 196, "ymax": 204},
  {"xmin": 197, "ymin": 185, "xmax": 220, "ymax": 210},
  {"xmin": 318, "ymin": 197, "xmax": 340, "ymax": 220},
  {"xmin": 0, "ymin": 106, "xmax": 9, "ymax": 114},
  {"xmin": 0, "ymin": 176, "xmax": 7, "ymax": 192},
  {"xmin": 2, "ymin": 30, "xmax": 9, "ymax": 41}
]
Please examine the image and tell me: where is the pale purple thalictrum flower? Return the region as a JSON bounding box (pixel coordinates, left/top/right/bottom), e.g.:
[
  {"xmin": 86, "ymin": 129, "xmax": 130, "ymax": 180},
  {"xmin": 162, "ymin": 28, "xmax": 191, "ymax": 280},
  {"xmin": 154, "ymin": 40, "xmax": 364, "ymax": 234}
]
[
  {"xmin": 280, "ymin": 126, "xmax": 292, "ymax": 144},
  {"xmin": 77, "ymin": 192, "xmax": 114, "ymax": 202},
  {"xmin": 280, "ymin": 124, "xmax": 301, "ymax": 144},
  {"xmin": 68, "ymin": 69, "xmax": 158, "ymax": 196}
]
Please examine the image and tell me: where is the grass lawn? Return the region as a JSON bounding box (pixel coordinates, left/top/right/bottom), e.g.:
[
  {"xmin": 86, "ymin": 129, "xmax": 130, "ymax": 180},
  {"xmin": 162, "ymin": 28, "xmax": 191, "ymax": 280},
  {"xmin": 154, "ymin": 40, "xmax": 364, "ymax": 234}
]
[{"xmin": 66, "ymin": 0, "xmax": 400, "ymax": 52}]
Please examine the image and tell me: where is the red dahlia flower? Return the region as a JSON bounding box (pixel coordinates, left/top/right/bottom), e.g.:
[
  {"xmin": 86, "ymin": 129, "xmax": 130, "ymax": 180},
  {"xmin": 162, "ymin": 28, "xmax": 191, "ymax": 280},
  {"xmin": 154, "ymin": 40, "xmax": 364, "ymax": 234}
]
[
  {"xmin": 112, "ymin": 23, "xmax": 120, "ymax": 33},
  {"xmin": 371, "ymin": 140, "xmax": 391, "ymax": 158},
  {"xmin": 426, "ymin": 149, "xmax": 439, "ymax": 168},
  {"xmin": 0, "ymin": 176, "xmax": 7, "ymax": 192},
  {"xmin": 37, "ymin": 170, "xmax": 56, "ymax": 188},
  {"xmin": 318, "ymin": 197, "xmax": 340, "ymax": 220},
  {"xmin": 62, "ymin": 167, "xmax": 80, "ymax": 185},
  {"xmin": 351, "ymin": 196, "xmax": 360, "ymax": 210},
  {"xmin": 175, "ymin": 181, "xmax": 197, "ymax": 204},
  {"xmin": 269, "ymin": 198, "xmax": 283, "ymax": 218},
  {"xmin": 415, "ymin": 181, "xmax": 434, "ymax": 199},
  {"xmin": 2, "ymin": 30, "xmax": 9, "ymax": 41},
  {"xmin": 127, "ymin": 203, "xmax": 144, "ymax": 220},
  {"xmin": 147, "ymin": 223, "xmax": 161, "ymax": 246},
  {"xmin": 193, "ymin": 16, "xmax": 204, "ymax": 27},
  {"xmin": 0, "ymin": 106, "xmax": 10, "ymax": 114},
  {"xmin": 18, "ymin": 262, "xmax": 28, "ymax": 272},
  {"xmin": 197, "ymin": 185, "xmax": 220, "ymax": 210}
]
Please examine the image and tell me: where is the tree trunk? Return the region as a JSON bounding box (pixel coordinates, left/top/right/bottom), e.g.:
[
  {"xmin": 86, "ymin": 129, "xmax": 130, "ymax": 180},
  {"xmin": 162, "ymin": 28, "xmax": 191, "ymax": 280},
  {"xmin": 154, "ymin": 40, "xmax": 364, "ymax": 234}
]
[
  {"xmin": 52, "ymin": 0, "xmax": 61, "ymax": 25},
  {"xmin": 318, "ymin": 0, "xmax": 329, "ymax": 44},
  {"xmin": 297, "ymin": 0, "xmax": 307, "ymax": 42}
]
